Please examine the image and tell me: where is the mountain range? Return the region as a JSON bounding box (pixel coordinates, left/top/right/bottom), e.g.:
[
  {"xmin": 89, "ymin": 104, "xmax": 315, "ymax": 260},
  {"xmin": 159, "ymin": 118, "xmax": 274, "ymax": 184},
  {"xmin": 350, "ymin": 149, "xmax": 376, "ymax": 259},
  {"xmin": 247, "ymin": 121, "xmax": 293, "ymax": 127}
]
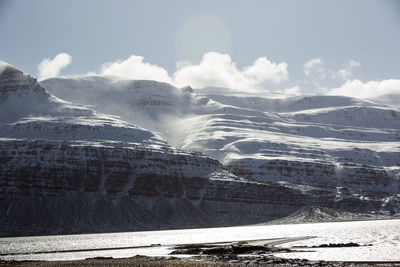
[{"xmin": 0, "ymin": 62, "xmax": 399, "ymax": 236}]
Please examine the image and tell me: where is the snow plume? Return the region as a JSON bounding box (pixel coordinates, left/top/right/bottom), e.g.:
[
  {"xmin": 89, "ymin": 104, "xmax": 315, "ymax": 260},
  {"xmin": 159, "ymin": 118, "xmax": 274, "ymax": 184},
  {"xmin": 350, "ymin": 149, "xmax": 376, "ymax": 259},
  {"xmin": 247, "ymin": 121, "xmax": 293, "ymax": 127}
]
[
  {"xmin": 96, "ymin": 52, "xmax": 288, "ymax": 91},
  {"xmin": 174, "ymin": 52, "xmax": 288, "ymax": 89},
  {"xmin": 100, "ymin": 55, "xmax": 173, "ymax": 84},
  {"xmin": 329, "ymin": 79, "xmax": 400, "ymax": 98},
  {"xmin": 38, "ymin": 53, "xmax": 71, "ymax": 80}
]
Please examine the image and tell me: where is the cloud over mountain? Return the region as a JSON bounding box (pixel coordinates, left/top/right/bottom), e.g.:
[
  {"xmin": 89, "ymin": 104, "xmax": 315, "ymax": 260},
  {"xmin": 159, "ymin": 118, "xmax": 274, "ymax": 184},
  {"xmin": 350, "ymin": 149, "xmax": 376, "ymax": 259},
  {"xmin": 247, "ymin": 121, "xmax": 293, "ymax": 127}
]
[
  {"xmin": 93, "ymin": 52, "xmax": 288, "ymax": 90},
  {"xmin": 36, "ymin": 52, "xmax": 400, "ymax": 99},
  {"xmin": 37, "ymin": 53, "xmax": 71, "ymax": 80},
  {"xmin": 100, "ymin": 55, "xmax": 173, "ymax": 84},
  {"xmin": 329, "ymin": 79, "xmax": 400, "ymax": 98},
  {"xmin": 303, "ymin": 58, "xmax": 360, "ymax": 82},
  {"xmin": 174, "ymin": 52, "xmax": 288, "ymax": 89}
]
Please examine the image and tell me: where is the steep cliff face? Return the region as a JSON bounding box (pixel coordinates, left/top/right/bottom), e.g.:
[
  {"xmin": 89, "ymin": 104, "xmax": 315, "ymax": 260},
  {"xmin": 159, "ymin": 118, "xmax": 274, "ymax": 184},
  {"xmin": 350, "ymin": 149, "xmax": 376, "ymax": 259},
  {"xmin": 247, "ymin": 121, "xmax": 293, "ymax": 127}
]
[
  {"xmin": 2, "ymin": 139, "xmax": 391, "ymax": 237},
  {"xmin": 0, "ymin": 138, "xmax": 307, "ymax": 235}
]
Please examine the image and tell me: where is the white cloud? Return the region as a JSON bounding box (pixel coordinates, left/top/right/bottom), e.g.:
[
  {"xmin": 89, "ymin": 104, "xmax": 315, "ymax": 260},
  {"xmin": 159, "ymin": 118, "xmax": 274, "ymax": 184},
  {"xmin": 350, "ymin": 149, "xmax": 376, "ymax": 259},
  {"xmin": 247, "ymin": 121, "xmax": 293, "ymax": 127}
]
[
  {"xmin": 38, "ymin": 53, "xmax": 71, "ymax": 80},
  {"xmin": 303, "ymin": 58, "xmax": 324, "ymax": 77},
  {"xmin": 173, "ymin": 52, "xmax": 288, "ymax": 89},
  {"xmin": 243, "ymin": 57, "xmax": 288, "ymax": 84},
  {"xmin": 96, "ymin": 52, "xmax": 288, "ymax": 91},
  {"xmin": 302, "ymin": 58, "xmax": 362, "ymax": 91},
  {"xmin": 301, "ymin": 58, "xmax": 399, "ymax": 98},
  {"xmin": 336, "ymin": 60, "xmax": 361, "ymax": 80},
  {"xmin": 329, "ymin": 79, "xmax": 400, "ymax": 98},
  {"xmin": 175, "ymin": 60, "xmax": 192, "ymax": 69},
  {"xmin": 336, "ymin": 69, "xmax": 352, "ymax": 80},
  {"xmin": 348, "ymin": 59, "xmax": 361, "ymax": 68},
  {"xmin": 100, "ymin": 55, "xmax": 172, "ymax": 83}
]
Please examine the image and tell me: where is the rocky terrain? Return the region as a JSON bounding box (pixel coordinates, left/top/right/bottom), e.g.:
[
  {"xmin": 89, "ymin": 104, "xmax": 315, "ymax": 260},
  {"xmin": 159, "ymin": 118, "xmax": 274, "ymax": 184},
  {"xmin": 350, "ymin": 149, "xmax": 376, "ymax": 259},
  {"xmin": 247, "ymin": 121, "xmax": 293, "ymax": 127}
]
[
  {"xmin": 0, "ymin": 62, "xmax": 399, "ymax": 237},
  {"xmin": 43, "ymin": 76, "xmax": 400, "ymax": 215},
  {"xmin": 0, "ymin": 64, "xmax": 313, "ymax": 237}
]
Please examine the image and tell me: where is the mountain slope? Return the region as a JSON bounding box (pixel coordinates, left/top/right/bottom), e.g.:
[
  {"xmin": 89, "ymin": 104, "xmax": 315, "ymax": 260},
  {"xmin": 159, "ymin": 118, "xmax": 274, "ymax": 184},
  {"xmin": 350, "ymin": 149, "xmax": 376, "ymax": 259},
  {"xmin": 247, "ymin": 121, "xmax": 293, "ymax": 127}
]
[
  {"xmin": 41, "ymin": 77, "xmax": 400, "ymax": 217},
  {"xmin": 0, "ymin": 65, "xmax": 163, "ymax": 145},
  {"xmin": 2, "ymin": 64, "xmax": 333, "ymax": 236}
]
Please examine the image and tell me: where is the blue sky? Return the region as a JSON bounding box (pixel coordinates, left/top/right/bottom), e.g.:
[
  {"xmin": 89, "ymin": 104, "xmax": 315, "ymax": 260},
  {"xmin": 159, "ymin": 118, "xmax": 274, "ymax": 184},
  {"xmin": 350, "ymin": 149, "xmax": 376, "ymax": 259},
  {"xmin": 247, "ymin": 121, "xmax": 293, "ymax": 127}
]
[{"xmin": 1, "ymin": 0, "xmax": 399, "ymax": 96}]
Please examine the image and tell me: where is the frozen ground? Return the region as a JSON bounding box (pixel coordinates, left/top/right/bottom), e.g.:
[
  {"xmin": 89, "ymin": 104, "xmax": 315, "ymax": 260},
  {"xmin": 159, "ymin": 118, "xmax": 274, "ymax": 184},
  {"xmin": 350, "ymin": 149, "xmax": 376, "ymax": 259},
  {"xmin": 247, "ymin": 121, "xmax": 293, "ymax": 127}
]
[{"xmin": 1, "ymin": 219, "xmax": 399, "ymax": 262}]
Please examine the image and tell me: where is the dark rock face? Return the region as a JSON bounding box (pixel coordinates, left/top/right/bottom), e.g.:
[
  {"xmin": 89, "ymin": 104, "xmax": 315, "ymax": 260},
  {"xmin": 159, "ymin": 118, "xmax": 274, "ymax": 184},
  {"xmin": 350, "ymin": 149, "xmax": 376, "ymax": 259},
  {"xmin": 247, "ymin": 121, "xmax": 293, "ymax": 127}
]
[
  {"xmin": 1, "ymin": 138, "xmax": 397, "ymax": 237},
  {"xmin": 0, "ymin": 139, "xmax": 312, "ymax": 237},
  {"xmin": 226, "ymin": 157, "xmax": 400, "ymax": 215},
  {"xmin": 227, "ymin": 158, "xmax": 399, "ymax": 193},
  {"xmin": 0, "ymin": 65, "xmax": 45, "ymax": 101}
]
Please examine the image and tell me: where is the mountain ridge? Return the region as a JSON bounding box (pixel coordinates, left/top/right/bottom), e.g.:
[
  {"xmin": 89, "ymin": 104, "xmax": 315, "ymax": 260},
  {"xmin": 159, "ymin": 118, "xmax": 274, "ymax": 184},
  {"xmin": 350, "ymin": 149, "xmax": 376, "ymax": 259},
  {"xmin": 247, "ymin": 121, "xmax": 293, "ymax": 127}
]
[
  {"xmin": 0, "ymin": 64, "xmax": 318, "ymax": 237},
  {"xmin": 0, "ymin": 64, "xmax": 399, "ymax": 237},
  {"xmin": 42, "ymin": 75, "xmax": 400, "ymax": 217}
]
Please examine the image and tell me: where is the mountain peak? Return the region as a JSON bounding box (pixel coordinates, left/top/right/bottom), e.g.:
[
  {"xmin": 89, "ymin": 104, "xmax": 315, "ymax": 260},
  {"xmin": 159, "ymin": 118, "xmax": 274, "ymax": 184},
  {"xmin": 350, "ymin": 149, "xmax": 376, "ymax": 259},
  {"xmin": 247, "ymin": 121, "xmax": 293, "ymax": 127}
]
[
  {"xmin": 0, "ymin": 62, "xmax": 46, "ymax": 100},
  {"xmin": 0, "ymin": 62, "xmax": 22, "ymax": 76}
]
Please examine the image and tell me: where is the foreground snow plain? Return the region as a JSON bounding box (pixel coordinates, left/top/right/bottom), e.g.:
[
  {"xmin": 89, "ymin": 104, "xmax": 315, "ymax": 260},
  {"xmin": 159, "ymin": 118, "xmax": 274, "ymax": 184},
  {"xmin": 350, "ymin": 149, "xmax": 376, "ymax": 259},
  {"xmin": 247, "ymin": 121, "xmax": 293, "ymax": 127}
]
[{"xmin": 1, "ymin": 219, "xmax": 399, "ymax": 262}]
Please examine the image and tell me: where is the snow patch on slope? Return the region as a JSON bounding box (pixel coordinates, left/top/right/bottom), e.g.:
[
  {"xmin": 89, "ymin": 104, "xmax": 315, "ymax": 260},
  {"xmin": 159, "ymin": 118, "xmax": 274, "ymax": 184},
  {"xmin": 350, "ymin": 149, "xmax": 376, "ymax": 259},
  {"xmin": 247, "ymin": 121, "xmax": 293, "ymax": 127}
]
[{"xmin": 0, "ymin": 63, "xmax": 166, "ymax": 146}]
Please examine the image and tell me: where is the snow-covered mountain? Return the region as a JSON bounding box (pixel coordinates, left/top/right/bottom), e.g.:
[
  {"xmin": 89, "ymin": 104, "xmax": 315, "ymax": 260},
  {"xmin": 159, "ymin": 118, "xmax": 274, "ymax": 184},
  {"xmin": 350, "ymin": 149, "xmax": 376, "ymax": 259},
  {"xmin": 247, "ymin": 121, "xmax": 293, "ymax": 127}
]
[
  {"xmin": 2, "ymin": 64, "xmax": 334, "ymax": 237},
  {"xmin": 0, "ymin": 63, "xmax": 398, "ymax": 237},
  {"xmin": 42, "ymin": 76, "xmax": 400, "ymax": 216}
]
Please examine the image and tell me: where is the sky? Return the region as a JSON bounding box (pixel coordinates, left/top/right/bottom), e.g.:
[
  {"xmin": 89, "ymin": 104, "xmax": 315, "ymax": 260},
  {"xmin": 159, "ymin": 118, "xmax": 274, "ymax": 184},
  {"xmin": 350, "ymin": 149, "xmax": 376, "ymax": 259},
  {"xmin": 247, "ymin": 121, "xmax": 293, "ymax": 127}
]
[{"xmin": 0, "ymin": 0, "xmax": 400, "ymax": 97}]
